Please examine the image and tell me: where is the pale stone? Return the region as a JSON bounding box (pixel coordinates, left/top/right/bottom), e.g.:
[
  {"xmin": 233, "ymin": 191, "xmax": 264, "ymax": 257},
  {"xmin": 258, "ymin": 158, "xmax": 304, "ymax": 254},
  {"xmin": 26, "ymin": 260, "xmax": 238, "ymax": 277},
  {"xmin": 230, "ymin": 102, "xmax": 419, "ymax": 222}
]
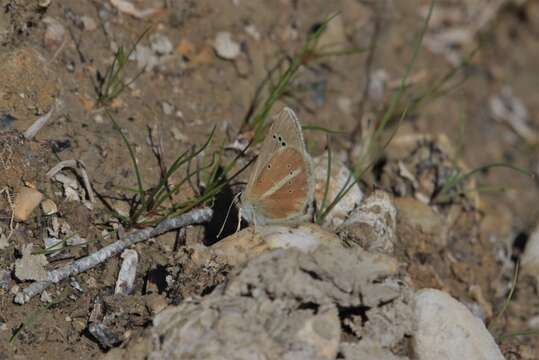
[
  {"xmin": 213, "ymin": 32, "xmax": 240, "ymax": 60},
  {"xmin": 13, "ymin": 187, "xmax": 44, "ymax": 221},
  {"xmin": 413, "ymin": 289, "xmax": 505, "ymax": 360}
]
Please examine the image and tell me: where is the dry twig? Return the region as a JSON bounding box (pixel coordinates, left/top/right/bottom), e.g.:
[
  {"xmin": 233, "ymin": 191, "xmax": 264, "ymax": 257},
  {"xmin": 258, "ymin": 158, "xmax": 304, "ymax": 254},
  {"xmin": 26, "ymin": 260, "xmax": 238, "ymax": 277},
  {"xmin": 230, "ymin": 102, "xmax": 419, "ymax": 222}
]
[{"xmin": 14, "ymin": 207, "xmax": 213, "ymax": 304}]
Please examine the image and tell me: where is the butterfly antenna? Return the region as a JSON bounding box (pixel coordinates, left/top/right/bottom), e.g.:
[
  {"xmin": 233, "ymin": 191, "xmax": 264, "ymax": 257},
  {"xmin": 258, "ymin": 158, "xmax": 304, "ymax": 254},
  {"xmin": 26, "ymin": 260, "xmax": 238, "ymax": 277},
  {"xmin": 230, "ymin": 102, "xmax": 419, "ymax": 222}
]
[{"xmin": 216, "ymin": 192, "xmax": 241, "ymax": 239}]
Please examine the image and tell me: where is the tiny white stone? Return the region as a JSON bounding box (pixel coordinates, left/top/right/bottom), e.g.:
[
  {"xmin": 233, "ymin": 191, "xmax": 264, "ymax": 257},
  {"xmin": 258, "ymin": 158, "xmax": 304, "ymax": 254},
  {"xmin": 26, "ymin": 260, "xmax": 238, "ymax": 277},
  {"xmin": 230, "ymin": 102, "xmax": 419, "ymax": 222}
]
[
  {"xmin": 150, "ymin": 33, "xmax": 173, "ymax": 55},
  {"xmin": 213, "ymin": 32, "xmax": 240, "ymax": 60},
  {"xmin": 41, "ymin": 199, "xmax": 58, "ymax": 216},
  {"xmin": 115, "ymin": 249, "xmax": 139, "ymax": 295},
  {"xmin": 162, "ymin": 101, "xmax": 174, "ymax": 115},
  {"xmin": 80, "ymin": 16, "xmax": 97, "ymax": 31},
  {"xmin": 41, "ymin": 290, "xmax": 53, "ymax": 303},
  {"xmin": 94, "ymin": 114, "xmax": 104, "ymax": 123},
  {"xmin": 244, "ymin": 25, "xmax": 261, "ymax": 41}
]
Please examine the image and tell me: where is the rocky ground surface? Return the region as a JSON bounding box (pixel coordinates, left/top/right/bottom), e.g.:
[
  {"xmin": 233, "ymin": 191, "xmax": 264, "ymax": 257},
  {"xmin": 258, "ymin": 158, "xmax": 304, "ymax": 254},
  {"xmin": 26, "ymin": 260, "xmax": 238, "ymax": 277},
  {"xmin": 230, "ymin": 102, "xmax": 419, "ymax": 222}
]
[{"xmin": 0, "ymin": 0, "xmax": 538, "ymax": 359}]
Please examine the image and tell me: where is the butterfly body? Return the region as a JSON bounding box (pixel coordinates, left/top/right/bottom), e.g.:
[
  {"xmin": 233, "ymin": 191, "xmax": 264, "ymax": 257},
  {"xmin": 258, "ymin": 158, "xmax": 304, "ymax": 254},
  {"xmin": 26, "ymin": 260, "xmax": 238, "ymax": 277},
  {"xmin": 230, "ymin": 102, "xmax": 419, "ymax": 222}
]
[{"xmin": 241, "ymin": 108, "xmax": 314, "ymax": 225}]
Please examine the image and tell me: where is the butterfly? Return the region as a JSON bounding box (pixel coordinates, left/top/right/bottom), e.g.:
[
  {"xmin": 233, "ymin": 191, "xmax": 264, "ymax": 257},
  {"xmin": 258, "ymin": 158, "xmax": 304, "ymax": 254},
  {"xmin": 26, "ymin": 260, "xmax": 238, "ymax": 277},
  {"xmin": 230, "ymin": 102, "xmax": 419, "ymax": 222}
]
[{"xmin": 240, "ymin": 107, "xmax": 314, "ymax": 226}]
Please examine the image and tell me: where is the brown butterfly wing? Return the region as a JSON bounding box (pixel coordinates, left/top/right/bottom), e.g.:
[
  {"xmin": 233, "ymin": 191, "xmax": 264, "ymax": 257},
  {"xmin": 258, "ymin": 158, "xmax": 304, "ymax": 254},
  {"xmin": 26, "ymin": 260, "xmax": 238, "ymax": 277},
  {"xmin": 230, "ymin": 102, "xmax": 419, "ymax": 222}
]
[
  {"xmin": 244, "ymin": 107, "xmax": 313, "ymax": 223},
  {"xmin": 245, "ymin": 107, "xmax": 306, "ymax": 195},
  {"xmin": 247, "ymin": 147, "xmax": 311, "ymax": 220}
]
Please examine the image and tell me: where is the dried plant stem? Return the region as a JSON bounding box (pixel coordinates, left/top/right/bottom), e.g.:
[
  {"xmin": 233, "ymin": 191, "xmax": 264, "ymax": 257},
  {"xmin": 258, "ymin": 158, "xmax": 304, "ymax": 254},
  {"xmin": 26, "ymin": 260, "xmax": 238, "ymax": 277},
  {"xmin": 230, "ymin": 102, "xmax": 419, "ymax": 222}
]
[{"xmin": 14, "ymin": 207, "xmax": 213, "ymax": 304}]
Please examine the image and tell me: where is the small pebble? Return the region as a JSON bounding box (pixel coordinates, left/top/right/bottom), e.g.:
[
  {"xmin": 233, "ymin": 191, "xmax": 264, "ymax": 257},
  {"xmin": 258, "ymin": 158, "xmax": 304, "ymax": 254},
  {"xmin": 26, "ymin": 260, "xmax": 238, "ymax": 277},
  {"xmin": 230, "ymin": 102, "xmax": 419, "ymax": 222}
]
[
  {"xmin": 94, "ymin": 114, "xmax": 104, "ymax": 124},
  {"xmin": 0, "ymin": 270, "xmax": 11, "ymax": 290},
  {"xmin": 15, "ymin": 244, "xmax": 49, "ymax": 281},
  {"xmin": 135, "ymin": 45, "xmax": 159, "ymax": 71},
  {"xmin": 43, "ymin": 17, "xmax": 66, "ymax": 49},
  {"xmin": 41, "ymin": 290, "xmax": 53, "ymax": 303},
  {"xmin": 80, "ymin": 16, "xmax": 97, "ymax": 31},
  {"xmin": 38, "ymin": 0, "xmax": 51, "ymax": 8},
  {"xmin": 13, "ymin": 187, "xmax": 44, "ymax": 221},
  {"xmin": 244, "ymin": 24, "xmax": 261, "ymax": 41},
  {"xmin": 150, "ymin": 33, "xmax": 173, "ymax": 55},
  {"xmin": 213, "ymin": 32, "xmax": 240, "ymax": 60},
  {"xmin": 41, "ymin": 199, "xmax": 58, "ymax": 216},
  {"xmin": 528, "ymin": 314, "xmax": 539, "ymax": 329},
  {"xmin": 162, "ymin": 101, "xmax": 174, "ymax": 115},
  {"xmin": 115, "ymin": 249, "xmax": 139, "ymax": 295}
]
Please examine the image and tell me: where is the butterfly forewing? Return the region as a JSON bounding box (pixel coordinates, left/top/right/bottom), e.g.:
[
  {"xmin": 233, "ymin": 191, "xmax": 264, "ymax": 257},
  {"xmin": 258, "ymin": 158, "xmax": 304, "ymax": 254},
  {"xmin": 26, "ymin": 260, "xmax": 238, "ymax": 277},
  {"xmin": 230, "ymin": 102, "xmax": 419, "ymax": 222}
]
[
  {"xmin": 247, "ymin": 147, "xmax": 305, "ymax": 198},
  {"xmin": 243, "ymin": 107, "xmax": 314, "ymax": 224},
  {"xmin": 245, "ymin": 108, "xmax": 306, "ymax": 195}
]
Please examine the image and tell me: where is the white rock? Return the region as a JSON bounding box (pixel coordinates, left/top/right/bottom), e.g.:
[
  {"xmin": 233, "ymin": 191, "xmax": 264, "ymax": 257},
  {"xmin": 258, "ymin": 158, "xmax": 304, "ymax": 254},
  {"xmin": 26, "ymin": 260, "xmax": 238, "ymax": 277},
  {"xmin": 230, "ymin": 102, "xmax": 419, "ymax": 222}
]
[
  {"xmin": 340, "ymin": 191, "xmax": 397, "ymax": 253},
  {"xmin": 0, "ymin": 270, "xmax": 11, "ymax": 289},
  {"xmin": 213, "ymin": 32, "xmax": 240, "ymax": 60},
  {"xmin": 40, "ymin": 290, "xmax": 53, "ymax": 303},
  {"xmin": 368, "ymin": 69, "xmax": 388, "ymax": 103},
  {"xmin": 134, "ymin": 44, "xmax": 159, "ymax": 71},
  {"xmin": 150, "ymin": 33, "xmax": 173, "ymax": 55},
  {"xmin": 41, "ymin": 199, "xmax": 58, "ymax": 215},
  {"xmin": 161, "ymin": 101, "xmax": 174, "ymax": 115},
  {"xmin": 15, "ymin": 244, "xmax": 49, "ymax": 281},
  {"xmin": 244, "ymin": 24, "xmax": 261, "ymax": 41},
  {"xmin": 527, "ymin": 314, "xmax": 539, "ymax": 329},
  {"xmin": 115, "ymin": 249, "xmax": 139, "ymax": 295},
  {"xmin": 414, "ymin": 289, "xmax": 505, "ymax": 360}
]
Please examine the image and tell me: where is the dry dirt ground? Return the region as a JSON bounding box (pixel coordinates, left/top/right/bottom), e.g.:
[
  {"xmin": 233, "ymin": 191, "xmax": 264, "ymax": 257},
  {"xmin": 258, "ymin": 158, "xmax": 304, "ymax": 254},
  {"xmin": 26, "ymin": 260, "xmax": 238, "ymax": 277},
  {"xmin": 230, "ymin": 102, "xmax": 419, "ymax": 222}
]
[{"xmin": 0, "ymin": 0, "xmax": 538, "ymax": 359}]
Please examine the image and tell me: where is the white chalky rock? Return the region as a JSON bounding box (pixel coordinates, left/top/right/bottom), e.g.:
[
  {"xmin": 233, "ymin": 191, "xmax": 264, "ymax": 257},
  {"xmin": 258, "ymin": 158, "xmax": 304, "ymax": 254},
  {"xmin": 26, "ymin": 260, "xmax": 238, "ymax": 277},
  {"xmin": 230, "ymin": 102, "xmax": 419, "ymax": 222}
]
[
  {"xmin": 213, "ymin": 32, "xmax": 240, "ymax": 60},
  {"xmin": 413, "ymin": 289, "xmax": 505, "ymax": 360},
  {"xmin": 114, "ymin": 249, "xmax": 139, "ymax": 295}
]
